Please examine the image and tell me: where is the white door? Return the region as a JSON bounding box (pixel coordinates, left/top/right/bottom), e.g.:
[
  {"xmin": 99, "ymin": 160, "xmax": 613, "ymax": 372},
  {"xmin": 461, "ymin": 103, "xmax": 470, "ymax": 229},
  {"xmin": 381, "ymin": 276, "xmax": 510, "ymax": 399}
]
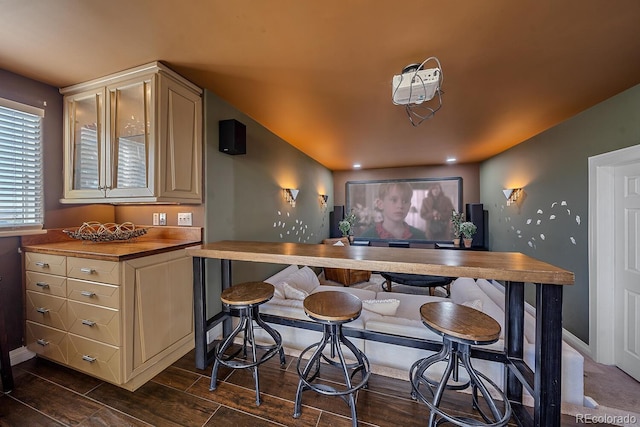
[{"xmin": 614, "ymin": 162, "xmax": 640, "ymax": 381}]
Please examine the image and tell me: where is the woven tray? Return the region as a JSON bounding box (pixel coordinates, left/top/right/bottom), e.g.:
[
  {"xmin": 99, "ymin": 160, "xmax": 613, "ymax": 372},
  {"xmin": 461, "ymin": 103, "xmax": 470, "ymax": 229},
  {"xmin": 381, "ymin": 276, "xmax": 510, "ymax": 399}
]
[{"xmin": 63, "ymin": 221, "xmax": 148, "ymax": 242}]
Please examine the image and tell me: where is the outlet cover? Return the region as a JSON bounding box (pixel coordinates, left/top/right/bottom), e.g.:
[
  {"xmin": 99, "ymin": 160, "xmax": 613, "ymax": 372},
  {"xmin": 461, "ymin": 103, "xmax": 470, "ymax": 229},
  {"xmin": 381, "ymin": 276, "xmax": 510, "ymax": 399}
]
[
  {"xmin": 159, "ymin": 213, "xmax": 167, "ymax": 226},
  {"xmin": 178, "ymin": 212, "xmax": 193, "ymax": 226}
]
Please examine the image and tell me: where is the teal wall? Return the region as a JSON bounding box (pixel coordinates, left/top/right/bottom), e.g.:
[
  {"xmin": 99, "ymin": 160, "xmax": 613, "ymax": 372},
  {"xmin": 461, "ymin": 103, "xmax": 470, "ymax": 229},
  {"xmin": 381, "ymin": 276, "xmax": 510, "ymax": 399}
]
[
  {"xmin": 480, "ymin": 83, "xmax": 640, "ymax": 343},
  {"xmin": 203, "ymin": 90, "xmax": 333, "ymax": 316}
]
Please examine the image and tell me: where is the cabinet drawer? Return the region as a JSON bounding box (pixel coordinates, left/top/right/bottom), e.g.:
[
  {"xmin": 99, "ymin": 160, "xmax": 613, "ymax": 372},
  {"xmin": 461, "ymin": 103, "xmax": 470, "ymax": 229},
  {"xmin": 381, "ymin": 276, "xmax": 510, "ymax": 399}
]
[
  {"xmin": 67, "ymin": 257, "xmax": 120, "ymax": 285},
  {"xmin": 25, "ymin": 291, "xmax": 67, "ymax": 330},
  {"xmin": 67, "ymin": 300, "xmax": 120, "ymax": 346},
  {"xmin": 67, "ymin": 279, "xmax": 120, "ymax": 309},
  {"xmin": 26, "ymin": 271, "xmax": 67, "ymax": 298},
  {"xmin": 25, "ymin": 252, "xmax": 66, "ymax": 276},
  {"xmin": 25, "ymin": 321, "xmax": 67, "ymax": 364},
  {"xmin": 66, "ymin": 333, "xmax": 121, "ymax": 384}
]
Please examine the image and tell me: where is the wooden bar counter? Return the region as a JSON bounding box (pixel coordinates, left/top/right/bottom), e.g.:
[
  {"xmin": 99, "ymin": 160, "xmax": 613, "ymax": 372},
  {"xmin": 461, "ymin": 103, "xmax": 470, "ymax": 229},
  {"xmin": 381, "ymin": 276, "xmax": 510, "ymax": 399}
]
[{"xmin": 187, "ymin": 240, "xmax": 574, "ymax": 427}]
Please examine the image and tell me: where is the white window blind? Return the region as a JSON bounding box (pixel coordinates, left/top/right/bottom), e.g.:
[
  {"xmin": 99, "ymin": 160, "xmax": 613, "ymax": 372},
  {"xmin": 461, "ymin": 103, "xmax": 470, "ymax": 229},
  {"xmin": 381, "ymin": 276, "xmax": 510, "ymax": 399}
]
[
  {"xmin": 74, "ymin": 126, "xmax": 99, "ymax": 189},
  {"xmin": 116, "ymin": 137, "xmax": 147, "ymax": 188},
  {"xmin": 0, "ymin": 98, "xmax": 44, "ymax": 232}
]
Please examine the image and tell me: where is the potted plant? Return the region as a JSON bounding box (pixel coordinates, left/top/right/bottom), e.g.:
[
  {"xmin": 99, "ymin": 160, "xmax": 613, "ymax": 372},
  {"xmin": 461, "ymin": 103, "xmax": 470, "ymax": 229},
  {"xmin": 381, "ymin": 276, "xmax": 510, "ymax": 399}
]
[
  {"xmin": 338, "ymin": 210, "xmax": 357, "ymax": 243},
  {"xmin": 450, "ymin": 210, "xmax": 464, "ymax": 246},
  {"xmin": 459, "ymin": 221, "xmax": 477, "ymax": 248}
]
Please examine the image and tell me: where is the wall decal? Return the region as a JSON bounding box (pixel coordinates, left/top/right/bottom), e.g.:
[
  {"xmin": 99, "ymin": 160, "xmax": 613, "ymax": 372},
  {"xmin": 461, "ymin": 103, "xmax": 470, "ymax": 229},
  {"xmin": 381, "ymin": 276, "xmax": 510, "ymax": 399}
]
[
  {"xmin": 502, "ymin": 198, "xmax": 583, "ymax": 251},
  {"xmin": 273, "ymin": 209, "xmax": 316, "ymax": 243}
]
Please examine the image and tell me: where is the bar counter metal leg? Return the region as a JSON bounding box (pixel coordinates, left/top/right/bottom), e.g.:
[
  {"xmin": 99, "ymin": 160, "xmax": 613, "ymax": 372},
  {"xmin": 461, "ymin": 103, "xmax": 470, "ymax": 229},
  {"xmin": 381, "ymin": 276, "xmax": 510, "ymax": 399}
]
[
  {"xmin": 535, "ymin": 283, "xmax": 563, "ymax": 426},
  {"xmin": 193, "ymin": 256, "xmax": 207, "ymax": 370}
]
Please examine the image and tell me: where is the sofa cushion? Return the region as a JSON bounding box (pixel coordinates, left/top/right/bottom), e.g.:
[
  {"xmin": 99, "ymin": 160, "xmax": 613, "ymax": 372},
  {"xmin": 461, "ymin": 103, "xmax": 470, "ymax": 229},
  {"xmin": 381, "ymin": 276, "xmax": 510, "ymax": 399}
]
[
  {"xmin": 264, "ymin": 264, "xmax": 299, "ymax": 285},
  {"xmin": 475, "ymin": 278, "xmax": 536, "ymax": 343},
  {"xmin": 379, "ymin": 292, "xmax": 448, "ymax": 322},
  {"xmin": 450, "ymin": 277, "xmax": 485, "ymax": 305},
  {"xmin": 362, "ymin": 299, "xmax": 400, "ymax": 316},
  {"xmin": 461, "ymin": 298, "xmax": 483, "ymax": 311},
  {"xmin": 450, "ymin": 277, "xmax": 505, "ymax": 338},
  {"xmin": 311, "ymin": 285, "xmax": 377, "ymax": 301},
  {"xmin": 475, "ymin": 279, "xmax": 504, "ymax": 309}
]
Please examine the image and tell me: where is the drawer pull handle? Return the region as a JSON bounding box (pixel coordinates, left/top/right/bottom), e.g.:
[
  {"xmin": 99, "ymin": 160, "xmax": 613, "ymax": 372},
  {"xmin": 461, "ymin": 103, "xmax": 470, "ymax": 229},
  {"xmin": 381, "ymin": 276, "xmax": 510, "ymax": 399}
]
[
  {"xmin": 36, "ymin": 307, "xmax": 50, "ymax": 314},
  {"xmin": 35, "ymin": 261, "xmax": 49, "ymax": 268},
  {"xmin": 80, "ymin": 291, "xmax": 96, "ymax": 297},
  {"xmin": 36, "ymin": 282, "xmax": 50, "ymax": 289},
  {"xmin": 36, "ymin": 339, "xmax": 49, "ymax": 346},
  {"xmin": 81, "ymin": 319, "xmax": 96, "ymax": 327},
  {"xmin": 80, "ymin": 268, "xmax": 96, "ymax": 274},
  {"xmin": 82, "ymin": 355, "xmax": 97, "ymax": 363}
]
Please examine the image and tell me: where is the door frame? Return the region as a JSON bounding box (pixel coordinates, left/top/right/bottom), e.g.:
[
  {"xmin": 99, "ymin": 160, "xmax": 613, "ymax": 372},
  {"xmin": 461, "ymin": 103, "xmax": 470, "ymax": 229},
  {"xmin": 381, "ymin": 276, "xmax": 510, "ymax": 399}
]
[{"xmin": 588, "ymin": 143, "xmax": 640, "ymax": 364}]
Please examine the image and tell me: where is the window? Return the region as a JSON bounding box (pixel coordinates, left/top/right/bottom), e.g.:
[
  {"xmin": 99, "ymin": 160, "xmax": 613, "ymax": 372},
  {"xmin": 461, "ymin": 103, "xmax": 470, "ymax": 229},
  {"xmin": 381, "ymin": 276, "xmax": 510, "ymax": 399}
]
[{"xmin": 0, "ymin": 97, "xmax": 44, "ymax": 234}]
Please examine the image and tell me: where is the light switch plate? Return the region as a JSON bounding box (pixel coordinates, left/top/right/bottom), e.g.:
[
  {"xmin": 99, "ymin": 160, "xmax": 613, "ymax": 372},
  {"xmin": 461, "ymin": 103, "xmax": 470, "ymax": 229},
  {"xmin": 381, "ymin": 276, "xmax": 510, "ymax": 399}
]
[
  {"xmin": 152, "ymin": 213, "xmax": 159, "ymax": 226},
  {"xmin": 178, "ymin": 212, "xmax": 193, "ymax": 226}
]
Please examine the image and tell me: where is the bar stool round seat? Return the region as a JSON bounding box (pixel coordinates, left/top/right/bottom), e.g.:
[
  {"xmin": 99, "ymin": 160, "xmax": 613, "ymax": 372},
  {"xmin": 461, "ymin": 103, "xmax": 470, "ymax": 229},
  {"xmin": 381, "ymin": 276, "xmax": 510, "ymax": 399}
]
[
  {"xmin": 293, "ymin": 291, "xmax": 371, "ymax": 427},
  {"xmin": 410, "ymin": 302, "xmax": 512, "ymax": 427},
  {"xmin": 210, "ymin": 281, "xmax": 285, "ymax": 406}
]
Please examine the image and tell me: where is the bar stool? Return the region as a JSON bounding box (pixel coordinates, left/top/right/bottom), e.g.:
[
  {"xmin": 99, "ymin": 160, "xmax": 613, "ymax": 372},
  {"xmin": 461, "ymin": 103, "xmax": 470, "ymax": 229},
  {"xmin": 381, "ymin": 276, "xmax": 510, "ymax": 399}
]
[
  {"xmin": 293, "ymin": 291, "xmax": 370, "ymax": 427},
  {"xmin": 210, "ymin": 281, "xmax": 285, "ymax": 406},
  {"xmin": 410, "ymin": 302, "xmax": 511, "ymax": 427}
]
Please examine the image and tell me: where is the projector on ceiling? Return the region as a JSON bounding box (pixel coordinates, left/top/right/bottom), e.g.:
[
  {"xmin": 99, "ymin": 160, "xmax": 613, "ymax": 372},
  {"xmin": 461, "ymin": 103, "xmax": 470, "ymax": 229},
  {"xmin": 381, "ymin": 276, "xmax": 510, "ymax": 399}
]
[{"xmin": 391, "ymin": 68, "xmax": 441, "ymax": 105}]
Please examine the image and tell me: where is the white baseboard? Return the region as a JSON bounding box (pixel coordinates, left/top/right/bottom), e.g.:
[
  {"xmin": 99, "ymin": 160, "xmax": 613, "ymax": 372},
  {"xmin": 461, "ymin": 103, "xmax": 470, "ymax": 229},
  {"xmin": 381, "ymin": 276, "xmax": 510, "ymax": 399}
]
[
  {"xmin": 563, "ymin": 328, "xmax": 591, "ymax": 358},
  {"xmin": 10, "ymin": 346, "xmax": 36, "ymax": 366},
  {"xmin": 207, "ymin": 323, "xmax": 223, "ymax": 344}
]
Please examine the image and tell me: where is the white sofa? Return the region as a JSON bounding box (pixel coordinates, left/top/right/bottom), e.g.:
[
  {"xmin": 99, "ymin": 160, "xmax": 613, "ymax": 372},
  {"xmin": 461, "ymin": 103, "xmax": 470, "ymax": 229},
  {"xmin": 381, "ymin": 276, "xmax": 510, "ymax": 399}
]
[{"xmin": 251, "ymin": 264, "xmax": 585, "ymax": 406}]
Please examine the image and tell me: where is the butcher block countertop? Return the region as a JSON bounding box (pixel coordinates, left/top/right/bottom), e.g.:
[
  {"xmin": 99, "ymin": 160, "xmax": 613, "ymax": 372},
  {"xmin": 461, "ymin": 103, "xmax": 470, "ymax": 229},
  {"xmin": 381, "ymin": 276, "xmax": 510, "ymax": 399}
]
[{"xmin": 21, "ymin": 226, "xmax": 202, "ymax": 261}]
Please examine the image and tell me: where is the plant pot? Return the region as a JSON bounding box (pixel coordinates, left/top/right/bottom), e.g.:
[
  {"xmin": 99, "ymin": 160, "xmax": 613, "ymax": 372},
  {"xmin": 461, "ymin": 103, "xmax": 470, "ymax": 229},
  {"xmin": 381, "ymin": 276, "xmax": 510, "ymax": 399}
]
[
  {"xmin": 463, "ymin": 238, "xmax": 473, "ymax": 248},
  {"xmin": 452, "ymin": 238, "xmax": 460, "ymax": 246}
]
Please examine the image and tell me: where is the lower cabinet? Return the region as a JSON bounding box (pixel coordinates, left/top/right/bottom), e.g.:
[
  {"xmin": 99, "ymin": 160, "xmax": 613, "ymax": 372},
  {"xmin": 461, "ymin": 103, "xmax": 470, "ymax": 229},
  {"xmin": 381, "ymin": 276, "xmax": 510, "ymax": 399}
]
[{"xmin": 25, "ymin": 249, "xmax": 194, "ymax": 391}]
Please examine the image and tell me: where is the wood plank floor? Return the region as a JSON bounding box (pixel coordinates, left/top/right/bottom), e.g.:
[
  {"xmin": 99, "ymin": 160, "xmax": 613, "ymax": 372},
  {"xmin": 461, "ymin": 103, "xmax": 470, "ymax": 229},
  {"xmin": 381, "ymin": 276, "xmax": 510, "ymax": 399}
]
[{"xmin": 1, "ymin": 348, "xmax": 608, "ymax": 426}]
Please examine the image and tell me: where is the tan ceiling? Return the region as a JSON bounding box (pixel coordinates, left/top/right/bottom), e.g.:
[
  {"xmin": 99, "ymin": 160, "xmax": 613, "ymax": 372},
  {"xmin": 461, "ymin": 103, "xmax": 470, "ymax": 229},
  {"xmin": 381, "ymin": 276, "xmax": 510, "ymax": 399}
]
[{"xmin": 1, "ymin": 0, "xmax": 640, "ymax": 171}]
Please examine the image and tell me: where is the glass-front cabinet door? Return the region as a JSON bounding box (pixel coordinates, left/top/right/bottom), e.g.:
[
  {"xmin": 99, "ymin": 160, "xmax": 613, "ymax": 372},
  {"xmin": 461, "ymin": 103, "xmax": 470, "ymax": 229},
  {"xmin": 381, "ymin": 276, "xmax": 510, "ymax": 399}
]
[
  {"xmin": 106, "ymin": 76, "xmax": 154, "ymax": 198},
  {"xmin": 64, "ymin": 89, "xmax": 107, "ymax": 199}
]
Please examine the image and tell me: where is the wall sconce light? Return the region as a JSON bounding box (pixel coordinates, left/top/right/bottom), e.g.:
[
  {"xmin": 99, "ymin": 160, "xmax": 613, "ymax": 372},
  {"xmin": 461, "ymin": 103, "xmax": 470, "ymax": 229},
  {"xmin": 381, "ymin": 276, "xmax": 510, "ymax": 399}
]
[
  {"xmin": 503, "ymin": 188, "xmax": 523, "ymax": 206},
  {"xmin": 283, "ymin": 188, "xmax": 299, "ymax": 207},
  {"xmin": 319, "ymin": 194, "xmax": 328, "ymax": 209}
]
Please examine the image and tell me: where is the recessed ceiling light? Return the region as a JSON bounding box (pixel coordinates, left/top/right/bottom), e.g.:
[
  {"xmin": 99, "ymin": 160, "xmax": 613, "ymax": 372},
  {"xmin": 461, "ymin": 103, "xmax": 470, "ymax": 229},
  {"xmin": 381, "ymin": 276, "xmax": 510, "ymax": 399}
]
[
  {"xmin": 446, "ymin": 157, "xmax": 457, "ymax": 163},
  {"xmin": 353, "ymin": 163, "xmax": 361, "ymax": 169}
]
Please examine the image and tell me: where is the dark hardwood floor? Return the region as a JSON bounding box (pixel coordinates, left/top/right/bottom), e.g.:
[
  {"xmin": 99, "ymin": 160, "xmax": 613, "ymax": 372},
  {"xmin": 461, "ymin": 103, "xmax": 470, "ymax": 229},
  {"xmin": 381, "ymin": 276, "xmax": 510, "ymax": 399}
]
[{"xmin": 1, "ymin": 348, "xmax": 607, "ymax": 426}]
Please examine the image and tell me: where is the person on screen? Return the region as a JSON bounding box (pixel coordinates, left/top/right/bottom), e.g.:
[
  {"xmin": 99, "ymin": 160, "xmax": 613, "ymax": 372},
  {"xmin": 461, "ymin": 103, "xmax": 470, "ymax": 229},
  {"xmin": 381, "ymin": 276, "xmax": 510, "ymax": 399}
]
[
  {"xmin": 360, "ymin": 182, "xmax": 425, "ymax": 240},
  {"xmin": 420, "ymin": 182, "xmax": 455, "ymax": 240}
]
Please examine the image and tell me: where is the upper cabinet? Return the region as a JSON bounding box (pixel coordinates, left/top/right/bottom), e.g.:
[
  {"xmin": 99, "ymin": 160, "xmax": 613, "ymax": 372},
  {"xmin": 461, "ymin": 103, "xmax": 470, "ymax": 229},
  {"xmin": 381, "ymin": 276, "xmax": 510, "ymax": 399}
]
[{"xmin": 60, "ymin": 62, "xmax": 202, "ymax": 204}]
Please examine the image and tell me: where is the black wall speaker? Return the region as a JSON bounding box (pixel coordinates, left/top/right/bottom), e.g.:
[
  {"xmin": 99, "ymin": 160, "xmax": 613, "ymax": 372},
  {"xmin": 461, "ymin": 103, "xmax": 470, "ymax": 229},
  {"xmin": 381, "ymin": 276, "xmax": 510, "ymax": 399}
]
[
  {"xmin": 219, "ymin": 119, "xmax": 246, "ymax": 155},
  {"xmin": 329, "ymin": 205, "xmax": 345, "ymax": 238},
  {"xmin": 466, "ymin": 203, "xmax": 487, "ymax": 248}
]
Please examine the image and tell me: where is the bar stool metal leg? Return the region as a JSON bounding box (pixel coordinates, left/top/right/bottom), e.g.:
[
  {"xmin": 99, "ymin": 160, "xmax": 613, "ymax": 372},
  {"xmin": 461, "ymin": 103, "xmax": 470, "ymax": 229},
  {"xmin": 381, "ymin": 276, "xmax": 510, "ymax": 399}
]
[
  {"xmin": 411, "ymin": 338, "xmax": 512, "ymax": 427},
  {"xmin": 208, "ymin": 282, "xmax": 285, "ymax": 406},
  {"xmin": 293, "ymin": 322, "xmax": 370, "ymax": 427},
  {"xmin": 411, "ymin": 302, "xmax": 512, "ymax": 427}
]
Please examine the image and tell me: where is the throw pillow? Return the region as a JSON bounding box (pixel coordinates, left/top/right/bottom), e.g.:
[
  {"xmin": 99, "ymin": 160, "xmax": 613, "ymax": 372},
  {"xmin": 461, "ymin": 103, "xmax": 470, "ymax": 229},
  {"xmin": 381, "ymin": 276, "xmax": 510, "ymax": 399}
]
[
  {"xmin": 362, "ymin": 299, "xmax": 400, "ymax": 316},
  {"xmin": 282, "ymin": 282, "xmax": 310, "ymax": 300},
  {"xmin": 286, "ymin": 266, "xmax": 320, "ymax": 294},
  {"xmin": 265, "ymin": 264, "xmax": 299, "ymax": 299}
]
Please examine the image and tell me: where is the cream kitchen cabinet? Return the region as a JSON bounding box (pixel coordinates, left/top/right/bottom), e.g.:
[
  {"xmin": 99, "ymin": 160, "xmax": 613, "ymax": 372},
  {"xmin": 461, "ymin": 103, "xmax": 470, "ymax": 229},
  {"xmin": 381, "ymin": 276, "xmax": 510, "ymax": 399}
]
[
  {"xmin": 24, "ymin": 249, "xmax": 194, "ymax": 391},
  {"xmin": 60, "ymin": 61, "xmax": 202, "ymax": 204}
]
